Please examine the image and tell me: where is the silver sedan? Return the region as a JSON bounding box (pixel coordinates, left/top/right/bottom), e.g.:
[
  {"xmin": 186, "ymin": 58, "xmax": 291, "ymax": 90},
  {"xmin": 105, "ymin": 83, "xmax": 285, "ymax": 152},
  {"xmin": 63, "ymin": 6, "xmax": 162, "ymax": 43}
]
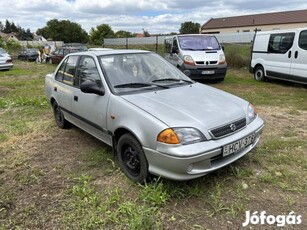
[
  {"xmin": 45, "ymin": 50, "xmax": 264, "ymax": 183},
  {"xmin": 0, "ymin": 52, "xmax": 13, "ymax": 70}
]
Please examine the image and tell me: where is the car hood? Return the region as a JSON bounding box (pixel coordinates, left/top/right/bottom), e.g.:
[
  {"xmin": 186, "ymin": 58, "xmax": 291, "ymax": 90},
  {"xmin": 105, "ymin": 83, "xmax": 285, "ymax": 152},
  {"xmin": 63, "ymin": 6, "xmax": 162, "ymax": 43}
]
[{"xmin": 121, "ymin": 83, "xmax": 247, "ymax": 134}]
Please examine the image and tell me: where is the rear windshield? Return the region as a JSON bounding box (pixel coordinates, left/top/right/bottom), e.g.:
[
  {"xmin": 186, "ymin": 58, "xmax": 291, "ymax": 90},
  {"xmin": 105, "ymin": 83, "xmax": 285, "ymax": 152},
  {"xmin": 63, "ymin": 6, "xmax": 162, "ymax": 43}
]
[{"xmin": 178, "ymin": 36, "xmax": 220, "ymax": 51}]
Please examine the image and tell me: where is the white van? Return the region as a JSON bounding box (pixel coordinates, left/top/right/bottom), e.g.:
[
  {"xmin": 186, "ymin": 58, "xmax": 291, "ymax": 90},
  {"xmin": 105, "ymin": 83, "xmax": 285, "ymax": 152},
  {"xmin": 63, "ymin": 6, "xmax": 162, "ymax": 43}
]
[
  {"xmin": 164, "ymin": 34, "xmax": 227, "ymax": 81},
  {"xmin": 250, "ymin": 27, "xmax": 307, "ymax": 84}
]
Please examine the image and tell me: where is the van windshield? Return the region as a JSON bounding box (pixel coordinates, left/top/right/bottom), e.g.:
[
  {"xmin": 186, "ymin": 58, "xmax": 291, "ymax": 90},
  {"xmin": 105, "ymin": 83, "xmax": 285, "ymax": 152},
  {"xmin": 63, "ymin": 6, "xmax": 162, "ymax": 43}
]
[{"xmin": 178, "ymin": 36, "xmax": 220, "ymax": 51}]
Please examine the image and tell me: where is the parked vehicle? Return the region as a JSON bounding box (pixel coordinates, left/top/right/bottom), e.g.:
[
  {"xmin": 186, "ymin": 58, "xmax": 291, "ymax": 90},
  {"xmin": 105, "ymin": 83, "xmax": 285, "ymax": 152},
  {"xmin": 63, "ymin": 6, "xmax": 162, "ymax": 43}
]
[
  {"xmin": 250, "ymin": 27, "xmax": 307, "ymax": 84},
  {"xmin": 164, "ymin": 34, "xmax": 227, "ymax": 80},
  {"xmin": 49, "ymin": 47, "xmax": 84, "ymax": 64},
  {"xmin": 0, "ymin": 53, "xmax": 13, "ymax": 70},
  {"xmin": 45, "ymin": 50, "xmax": 264, "ymax": 183},
  {"xmin": 17, "ymin": 48, "xmax": 39, "ymax": 61}
]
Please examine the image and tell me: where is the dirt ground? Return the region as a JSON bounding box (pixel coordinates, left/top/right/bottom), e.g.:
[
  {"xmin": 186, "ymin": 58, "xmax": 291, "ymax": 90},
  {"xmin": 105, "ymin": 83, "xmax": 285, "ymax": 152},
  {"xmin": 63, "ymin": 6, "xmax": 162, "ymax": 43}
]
[{"xmin": 1, "ymin": 104, "xmax": 306, "ymax": 229}]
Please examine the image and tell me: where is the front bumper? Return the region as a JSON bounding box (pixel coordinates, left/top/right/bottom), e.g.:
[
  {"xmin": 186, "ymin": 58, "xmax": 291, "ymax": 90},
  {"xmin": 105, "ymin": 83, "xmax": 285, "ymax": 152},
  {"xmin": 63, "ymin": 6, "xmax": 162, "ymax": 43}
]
[
  {"xmin": 181, "ymin": 63, "xmax": 227, "ymax": 80},
  {"xmin": 143, "ymin": 116, "xmax": 264, "ymax": 180}
]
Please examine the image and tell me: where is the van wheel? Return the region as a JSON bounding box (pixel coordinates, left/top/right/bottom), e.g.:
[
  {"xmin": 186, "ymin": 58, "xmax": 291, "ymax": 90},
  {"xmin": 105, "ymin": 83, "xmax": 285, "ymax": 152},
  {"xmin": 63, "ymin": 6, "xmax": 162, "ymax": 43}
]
[
  {"xmin": 254, "ymin": 66, "xmax": 266, "ymax": 81},
  {"xmin": 117, "ymin": 134, "xmax": 149, "ymax": 184}
]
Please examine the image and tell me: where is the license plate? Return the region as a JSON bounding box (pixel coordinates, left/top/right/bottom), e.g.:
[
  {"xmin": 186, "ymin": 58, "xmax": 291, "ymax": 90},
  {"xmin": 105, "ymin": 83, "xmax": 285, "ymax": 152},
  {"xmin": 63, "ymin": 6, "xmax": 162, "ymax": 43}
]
[
  {"xmin": 202, "ymin": 70, "xmax": 215, "ymax": 75},
  {"xmin": 223, "ymin": 134, "xmax": 255, "ymax": 157}
]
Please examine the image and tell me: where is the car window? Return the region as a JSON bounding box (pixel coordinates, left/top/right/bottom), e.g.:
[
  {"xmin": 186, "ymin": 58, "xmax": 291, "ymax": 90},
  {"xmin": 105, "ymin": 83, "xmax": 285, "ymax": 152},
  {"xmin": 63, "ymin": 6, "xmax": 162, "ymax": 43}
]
[
  {"xmin": 77, "ymin": 56, "xmax": 101, "ymax": 87},
  {"xmin": 299, "ymin": 30, "xmax": 307, "ymax": 51},
  {"xmin": 55, "ymin": 56, "xmax": 79, "ymax": 86},
  {"xmin": 99, "ymin": 53, "xmax": 191, "ymax": 94},
  {"xmin": 267, "ymin": 33, "xmax": 295, "ymax": 53}
]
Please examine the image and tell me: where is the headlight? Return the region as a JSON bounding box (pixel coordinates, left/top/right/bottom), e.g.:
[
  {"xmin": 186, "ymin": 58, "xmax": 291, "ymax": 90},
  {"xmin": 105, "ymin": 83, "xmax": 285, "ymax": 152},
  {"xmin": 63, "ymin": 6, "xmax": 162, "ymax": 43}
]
[
  {"xmin": 218, "ymin": 54, "xmax": 226, "ymax": 64},
  {"xmin": 183, "ymin": 55, "xmax": 195, "ymax": 66},
  {"xmin": 247, "ymin": 103, "xmax": 257, "ymax": 124},
  {"xmin": 157, "ymin": 127, "xmax": 206, "ymax": 145}
]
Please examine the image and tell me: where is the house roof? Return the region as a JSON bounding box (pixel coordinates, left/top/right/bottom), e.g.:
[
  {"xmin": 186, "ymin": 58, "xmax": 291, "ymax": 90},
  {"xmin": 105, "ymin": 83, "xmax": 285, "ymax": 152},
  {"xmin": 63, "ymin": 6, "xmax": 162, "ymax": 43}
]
[{"xmin": 201, "ymin": 9, "xmax": 307, "ymax": 30}]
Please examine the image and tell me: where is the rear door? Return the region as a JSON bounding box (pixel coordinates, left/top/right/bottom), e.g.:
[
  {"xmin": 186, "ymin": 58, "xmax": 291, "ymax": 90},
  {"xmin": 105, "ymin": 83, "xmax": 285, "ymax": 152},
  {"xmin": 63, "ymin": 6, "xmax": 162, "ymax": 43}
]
[
  {"xmin": 265, "ymin": 32, "xmax": 295, "ymax": 80},
  {"xmin": 290, "ymin": 29, "xmax": 307, "ymax": 83}
]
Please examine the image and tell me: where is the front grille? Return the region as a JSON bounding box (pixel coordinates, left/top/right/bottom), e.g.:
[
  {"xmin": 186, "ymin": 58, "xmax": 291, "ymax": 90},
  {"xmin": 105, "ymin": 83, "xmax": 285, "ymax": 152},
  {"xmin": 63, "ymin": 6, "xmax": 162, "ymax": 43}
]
[
  {"xmin": 209, "ymin": 118, "xmax": 246, "ymax": 139},
  {"xmin": 195, "ymin": 61, "xmax": 218, "ymax": 65}
]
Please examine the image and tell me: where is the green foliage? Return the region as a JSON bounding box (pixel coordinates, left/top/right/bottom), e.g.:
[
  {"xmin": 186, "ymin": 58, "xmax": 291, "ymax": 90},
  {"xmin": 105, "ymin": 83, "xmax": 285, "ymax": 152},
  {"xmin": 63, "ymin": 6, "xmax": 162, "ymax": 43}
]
[
  {"xmin": 224, "ymin": 44, "xmax": 251, "ymax": 68},
  {"xmin": 36, "ymin": 19, "xmax": 88, "ymax": 43},
  {"xmin": 179, "ymin": 21, "xmax": 200, "ymax": 34},
  {"xmin": 142, "ymin": 28, "xmax": 150, "ymax": 37},
  {"xmin": 115, "ymin": 30, "xmax": 133, "ymax": 38},
  {"xmin": 4, "ymin": 39, "xmax": 21, "ymax": 54},
  {"xmin": 89, "ymin": 24, "xmax": 115, "ymax": 45},
  {"xmin": 0, "ymin": 19, "xmax": 33, "ymax": 40}
]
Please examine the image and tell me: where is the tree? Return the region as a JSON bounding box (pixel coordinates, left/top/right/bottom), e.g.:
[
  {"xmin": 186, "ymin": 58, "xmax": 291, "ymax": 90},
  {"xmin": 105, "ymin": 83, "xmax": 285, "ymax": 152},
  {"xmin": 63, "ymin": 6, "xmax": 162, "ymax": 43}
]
[
  {"xmin": 142, "ymin": 28, "xmax": 150, "ymax": 37},
  {"xmin": 36, "ymin": 19, "xmax": 88, "ymax": 43},
  {"xmin": 89, "ymin": 24, "xmax": 114, "ymax": 45},
  {"xmin": 115, "ymin": 30, "xmax": 133, "ymax": 38},
  {"xmin": 179, "ymin": 21, "xmax": 201, "ymax": 34}
]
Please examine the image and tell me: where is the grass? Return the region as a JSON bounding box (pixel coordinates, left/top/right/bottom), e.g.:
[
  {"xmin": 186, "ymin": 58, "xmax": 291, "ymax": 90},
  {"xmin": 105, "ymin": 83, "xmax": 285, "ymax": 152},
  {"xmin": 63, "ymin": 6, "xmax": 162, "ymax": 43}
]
[{"xmin": 0, "ymin": 57, "xmax": 306, "ymax": 229}]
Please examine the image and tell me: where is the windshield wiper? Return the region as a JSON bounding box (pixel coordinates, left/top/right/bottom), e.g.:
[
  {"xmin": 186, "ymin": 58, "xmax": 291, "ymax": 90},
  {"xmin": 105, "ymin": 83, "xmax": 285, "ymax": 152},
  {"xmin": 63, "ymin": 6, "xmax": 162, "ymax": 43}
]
[
  {"xmin": 114, "ymin": 82, "xmax": 169, "ymax": 89},
  {"xmin": 152, "ymin": 78, "xmax": 193, "ymax": 84}
]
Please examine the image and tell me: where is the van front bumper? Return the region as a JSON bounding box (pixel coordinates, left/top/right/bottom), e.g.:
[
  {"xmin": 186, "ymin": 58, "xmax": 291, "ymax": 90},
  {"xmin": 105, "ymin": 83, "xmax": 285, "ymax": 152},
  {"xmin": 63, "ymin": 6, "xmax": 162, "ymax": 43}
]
[{"xmin": 180, "ymin": 63, "xmax": 227, "ymax": 80}]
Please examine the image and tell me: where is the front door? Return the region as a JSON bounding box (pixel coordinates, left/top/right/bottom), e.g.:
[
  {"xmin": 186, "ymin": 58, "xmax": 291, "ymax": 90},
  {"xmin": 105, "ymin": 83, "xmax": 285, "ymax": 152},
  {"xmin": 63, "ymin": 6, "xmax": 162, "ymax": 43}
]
[{"xmin": 71, "ymin": 55, "xmax": 112, "ymax": 145}]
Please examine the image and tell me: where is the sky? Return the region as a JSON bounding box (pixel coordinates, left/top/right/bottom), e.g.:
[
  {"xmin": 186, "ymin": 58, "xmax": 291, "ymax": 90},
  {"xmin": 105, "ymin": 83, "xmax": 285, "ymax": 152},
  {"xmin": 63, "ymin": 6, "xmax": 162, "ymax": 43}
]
[{"xmin": 0, "ymin": 0, "xmax": 307, "ymax": 35}]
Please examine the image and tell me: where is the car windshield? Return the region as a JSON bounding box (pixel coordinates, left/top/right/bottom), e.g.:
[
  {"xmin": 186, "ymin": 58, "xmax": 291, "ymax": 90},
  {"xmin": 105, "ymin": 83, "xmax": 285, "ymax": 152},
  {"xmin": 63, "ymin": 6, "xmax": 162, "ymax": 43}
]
[
  {"xmin": 178, "ymin": 36, "xmax": 220, "ymax": 51},
  {"xmin": 99, "ymin": 52, "xmax": 193, "ymax": 94}
]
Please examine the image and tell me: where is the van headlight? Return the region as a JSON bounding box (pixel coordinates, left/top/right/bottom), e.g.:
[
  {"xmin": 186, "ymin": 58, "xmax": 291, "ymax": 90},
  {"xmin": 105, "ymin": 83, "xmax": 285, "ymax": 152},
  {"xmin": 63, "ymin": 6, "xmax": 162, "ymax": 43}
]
[
  {"xmin": 183, "ymin": 55, "xmax": 195, "ymax": 66},
  {"xmin": 247, "ymin": 103, "xmax": 257, "ymax": 124},
  {"xmin": 218, "ymin": 54, "xmax": 226, "ymax": 64},
  {"xmin": 157, "ymin": 127, "xmax": 206, "ymax": 145}
]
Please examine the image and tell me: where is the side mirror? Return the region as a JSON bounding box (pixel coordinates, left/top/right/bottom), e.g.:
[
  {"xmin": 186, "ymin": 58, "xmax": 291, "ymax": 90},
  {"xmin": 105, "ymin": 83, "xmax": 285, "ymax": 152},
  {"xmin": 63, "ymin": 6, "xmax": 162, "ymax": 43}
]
[
  {"xmin": 80, "ymin": 80, "xmax": 105, "ymax": 96},
  {"xmin": 171, "ymin": 46, "xmax": 178, "ymax": 54}
]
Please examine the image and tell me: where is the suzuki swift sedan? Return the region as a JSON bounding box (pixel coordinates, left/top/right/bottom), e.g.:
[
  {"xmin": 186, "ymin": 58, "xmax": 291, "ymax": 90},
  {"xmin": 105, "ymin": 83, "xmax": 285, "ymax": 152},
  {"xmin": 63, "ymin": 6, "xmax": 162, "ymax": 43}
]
[{"xmin": 45, "ymin": 50, "xmax": 264, "ymax": 183}]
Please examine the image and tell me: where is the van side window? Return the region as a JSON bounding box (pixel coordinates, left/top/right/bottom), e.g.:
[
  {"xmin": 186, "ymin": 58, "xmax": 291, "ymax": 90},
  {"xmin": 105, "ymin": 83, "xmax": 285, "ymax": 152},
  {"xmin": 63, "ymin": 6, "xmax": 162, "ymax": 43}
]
[
  {"xmin": 298, "ymin": 30, "xmax": 307, "ymax": 51},
  {"xmin": 267, "ymin": 33, "xmax": 295, "ymax": 54}
]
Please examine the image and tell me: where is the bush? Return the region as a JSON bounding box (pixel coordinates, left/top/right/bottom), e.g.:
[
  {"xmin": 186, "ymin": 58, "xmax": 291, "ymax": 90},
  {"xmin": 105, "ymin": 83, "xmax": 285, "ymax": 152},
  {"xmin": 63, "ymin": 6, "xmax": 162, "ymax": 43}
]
[
  {"xmin": 5, "ymin": 40, "xmax": 22, "ymax": 55},
  {"xmin": 224, "ymin": 44, "xmax": 251, "ymax": 68}
]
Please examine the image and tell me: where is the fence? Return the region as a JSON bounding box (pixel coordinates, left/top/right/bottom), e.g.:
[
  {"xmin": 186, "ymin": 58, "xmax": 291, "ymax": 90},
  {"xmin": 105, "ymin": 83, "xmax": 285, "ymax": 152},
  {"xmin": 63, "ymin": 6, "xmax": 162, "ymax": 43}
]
[
  {"xmin": 104, "ymin": 32, "xmax": 255, "ymax": 51},
  {"xmin": 18, "ymin": 40, "xmax": 64, "ymax": 48}
]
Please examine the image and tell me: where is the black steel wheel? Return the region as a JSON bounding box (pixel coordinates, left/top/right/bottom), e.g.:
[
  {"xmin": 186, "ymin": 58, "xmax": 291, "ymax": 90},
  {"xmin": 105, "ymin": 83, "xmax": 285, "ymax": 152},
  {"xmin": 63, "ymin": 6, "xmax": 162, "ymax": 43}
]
[
  {"xmin": 52, "ymin": 101, "xmax": 70, "ymax": 129},
  {"xmin": 117, "ymin": 134, "xmax": 149, "ymax": 183}
]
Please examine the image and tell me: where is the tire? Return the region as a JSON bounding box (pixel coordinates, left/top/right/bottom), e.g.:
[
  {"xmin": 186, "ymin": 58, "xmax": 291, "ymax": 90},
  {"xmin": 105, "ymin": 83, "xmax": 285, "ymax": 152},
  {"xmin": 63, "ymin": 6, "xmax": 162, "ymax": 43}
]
[
  {"xmin": 254, "ymin": 66, "xmax": 266, "ymax": 81},
  {"xmin": 117, "ymin": 134, "xmax": 149, "ymax": 183},
  {"xmin": 52, "ymin": 101, "xmax": 70, "ymax": 129}
]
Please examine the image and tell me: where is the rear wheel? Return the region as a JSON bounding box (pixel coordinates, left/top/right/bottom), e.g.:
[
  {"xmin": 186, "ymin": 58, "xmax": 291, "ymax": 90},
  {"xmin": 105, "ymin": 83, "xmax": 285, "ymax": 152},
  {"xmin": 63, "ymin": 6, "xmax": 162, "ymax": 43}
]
[
  {"xmin": 117, "ymin": 134, "xmax": 149, "ymax": 183},
  {"xmin": 254, "ymin": 66, "xmax": 266, "ymax": 81},
  {"xmin": 52, "ymin": 101, "xmax": 70, "ymax": 129}
]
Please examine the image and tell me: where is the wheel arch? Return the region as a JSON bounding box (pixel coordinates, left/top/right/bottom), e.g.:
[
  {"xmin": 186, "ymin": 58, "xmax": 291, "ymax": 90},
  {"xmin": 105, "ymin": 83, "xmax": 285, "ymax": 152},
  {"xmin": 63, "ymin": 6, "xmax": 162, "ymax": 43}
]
[{"xmin": 112, "ymin": 127, "xmax": 143, "ymax": 154}]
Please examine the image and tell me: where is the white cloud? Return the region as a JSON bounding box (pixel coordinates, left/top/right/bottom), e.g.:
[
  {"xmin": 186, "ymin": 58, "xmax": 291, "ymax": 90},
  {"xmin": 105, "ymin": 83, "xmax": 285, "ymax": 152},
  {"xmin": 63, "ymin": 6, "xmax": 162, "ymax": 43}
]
[{"xmin": 0, "ymin": 0, "xmax": 306, "ymax": 34}]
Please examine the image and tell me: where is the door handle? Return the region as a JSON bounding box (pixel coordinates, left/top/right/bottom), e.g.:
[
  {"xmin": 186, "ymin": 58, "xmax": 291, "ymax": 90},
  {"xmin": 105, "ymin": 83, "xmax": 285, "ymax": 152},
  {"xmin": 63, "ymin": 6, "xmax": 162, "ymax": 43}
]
[
  {"xmin": 288, "ymin": 51, "xmax": 291, "ymax": 58},
  {"xmin": 74, "ymin": 96, "xmax": 78, "ymax": 102},
  {"xmin": 294, "ymin": 51, "xmax": 298, "ymax": 59},
  {"xmin": 54, "ymin": 87, "xmax": 57, "ymax": 92}
]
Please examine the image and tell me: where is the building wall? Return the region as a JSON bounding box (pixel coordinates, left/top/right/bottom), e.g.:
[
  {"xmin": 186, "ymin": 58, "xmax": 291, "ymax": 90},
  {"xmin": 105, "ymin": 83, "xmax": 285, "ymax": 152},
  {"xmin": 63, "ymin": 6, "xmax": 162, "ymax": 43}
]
[{"xmin": 201, "ymin": 22, "xmax": 307, "ymax": 34}]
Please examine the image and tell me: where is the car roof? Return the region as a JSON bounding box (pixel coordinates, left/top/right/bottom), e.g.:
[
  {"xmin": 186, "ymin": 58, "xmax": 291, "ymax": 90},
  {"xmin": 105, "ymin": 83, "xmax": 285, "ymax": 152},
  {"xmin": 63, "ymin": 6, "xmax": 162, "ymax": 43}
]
[{"xmin": 68, "ymin": 49, "xmax": 151, "ymax": 57}]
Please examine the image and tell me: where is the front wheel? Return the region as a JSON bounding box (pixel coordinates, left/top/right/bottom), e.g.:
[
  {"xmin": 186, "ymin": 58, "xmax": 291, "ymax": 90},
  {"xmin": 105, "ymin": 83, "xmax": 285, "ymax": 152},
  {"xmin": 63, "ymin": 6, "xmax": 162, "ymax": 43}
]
[
  {"xmin": 254, "ymin": 66, "xmax": 266, "ymax": 81},
  {"xmin": 117, "ymin": 134, "xmax": 149, "ymax": 183}
]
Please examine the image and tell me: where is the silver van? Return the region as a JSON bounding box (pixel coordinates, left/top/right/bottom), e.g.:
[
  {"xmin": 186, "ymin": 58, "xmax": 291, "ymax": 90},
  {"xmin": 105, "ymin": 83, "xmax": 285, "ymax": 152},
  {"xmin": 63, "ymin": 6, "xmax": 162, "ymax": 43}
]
[
  {"xmin": 164, "ymin": 34, "xmax": 227, "ymax": 81},
  {"xmin": 250, "ymin": 27, "xmax": 307, "ymax": 84}
]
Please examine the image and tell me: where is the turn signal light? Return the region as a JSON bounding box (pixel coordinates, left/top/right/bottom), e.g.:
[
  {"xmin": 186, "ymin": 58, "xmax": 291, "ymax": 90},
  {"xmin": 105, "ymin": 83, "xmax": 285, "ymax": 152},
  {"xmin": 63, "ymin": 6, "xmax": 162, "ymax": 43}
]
[{"xmin": 157, "ymin": 128, "xmax": 180, "ymax": 144}]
